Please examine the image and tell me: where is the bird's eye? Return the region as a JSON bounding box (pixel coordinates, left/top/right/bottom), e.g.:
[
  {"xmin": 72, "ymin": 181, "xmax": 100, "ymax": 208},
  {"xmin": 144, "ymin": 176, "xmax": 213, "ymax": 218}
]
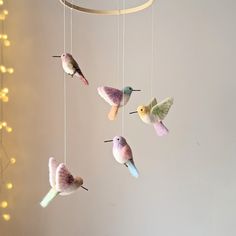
[
  {"xmin": 117, "ymin": 138, "xmax": 120, "ymax": 141},
  {"xmin": 141, "ymin": 109, "xmax": 143, "ymax": 111}
]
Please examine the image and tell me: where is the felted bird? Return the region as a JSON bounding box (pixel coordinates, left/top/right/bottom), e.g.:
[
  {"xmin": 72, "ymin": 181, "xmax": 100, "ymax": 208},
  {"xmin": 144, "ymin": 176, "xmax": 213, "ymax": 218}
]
[
  {"xmin": 53, "ymin": 53, "xmax": 89, "ymax": 85},
  {"xmin": 104, "ymin": 136, "xmax": 139, "ymax": 178},
  {"xmin": 97, "ymin": 86, "xmax": 140, "ymax": 120},
  {"xmin": 40, "ymin": 157, "xmax": 88, "ymax": 208},
  {"xmin": 130, "ymin": 97, "xmax": 174, "ymax": 136}
]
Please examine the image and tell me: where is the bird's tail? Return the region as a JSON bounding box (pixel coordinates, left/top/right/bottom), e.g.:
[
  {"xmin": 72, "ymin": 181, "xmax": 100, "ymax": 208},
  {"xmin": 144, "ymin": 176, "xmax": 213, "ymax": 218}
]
[
  {"xmin": 74, "ymin": 71, "xmax": 89, "ymax": 85},
  {"xmin": 153, "ymin": 121, "xmax": 169, "ymax": 136},
  {"xmin": 40, "ymin": 188, "xmax": 59, "ymax": 208},
  {"xmin": 108, "ymin": 106, "xmax": 119, "ymax": 121},
  {"xmin": 126, "ymin": 160, "xmax": 139, "ymax": 178}
]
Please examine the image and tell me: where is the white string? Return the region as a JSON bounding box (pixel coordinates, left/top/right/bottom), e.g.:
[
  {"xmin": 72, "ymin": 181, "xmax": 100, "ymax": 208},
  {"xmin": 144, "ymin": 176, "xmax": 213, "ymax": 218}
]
[
  {"xmin": 70, "ymin": 0, "xmax": 73, "ymax": 54},
  {"xmin": 63, "ymin": 2, "xmax": 67, "ymax": 164},
  {"xmin": 117, "ymin": 0, "xmax": 121, "ymax": 135},
  {"xmin": 150, "ymin": 4, "xmax": 154, "ymax": 100},
  {"xmin": 121, "ymin": 0, "xmax": 125, "ymax": 137},
  {"xmin": 117, "ymin": 0, "xmax": 120, "ymax": 86}
]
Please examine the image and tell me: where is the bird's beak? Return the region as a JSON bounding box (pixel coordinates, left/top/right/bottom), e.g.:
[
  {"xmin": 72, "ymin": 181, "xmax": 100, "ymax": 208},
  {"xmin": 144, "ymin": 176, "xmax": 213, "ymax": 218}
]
[
  {"xmin": 104, "ymin": 139, "xmax": 113, "ymax": 143},
  {"xmin": 132, "ymin": 89, "xmax": 141, "ymax": 92},
  {"xmin": 81, "ymin": 186, "xmax": 88, "ymax": 191},
  {"xmin": 52, "ymin": 55, "xmax": 61, "ymax": 58},
  {"xmin": 129, "ymin": 111, "xmax": 138, "ymax": 114}
]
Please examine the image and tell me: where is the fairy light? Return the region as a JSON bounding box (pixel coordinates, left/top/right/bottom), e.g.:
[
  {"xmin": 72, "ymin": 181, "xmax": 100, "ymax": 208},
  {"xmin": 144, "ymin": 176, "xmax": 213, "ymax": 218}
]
[
  {"xmin": 0, "ymin": 121, "xmax": 12, "ymax": 132},
  {"xmin": 0, "ymin": 2, "xmax": 15, "ymax": 222},
  {"xmin": 6, "ymin": 182, "xmax": 13, "ymax": 190},
  {"xmin": 0, "ymin": 65, "xmax": 14, "ymax": 74},
  {"xmin": 0, "ymin": 201, "xmax": 8, "ymax": 208},
  {"xmin": 0, "ymin": 34, "xmax": 8, "ymax": 39},
  {"xmin": 10, "ymin": 158, "xmax": 16, "ymax": 164},
  {"xmin": 0, "ymin": 65, "xmax": 6, "ymax": 73},
  {"xmin": 7, "ymin": 67, "xmax": 14, "ymax": 74},
  {"xmin": 2, "ymin": 214, "xmax": 11, "ymax": 221},
  {"xmin": 6, "ymin": 126, "xmax": 12, "ymax": 132},
  {"xmin": 0, "ymin": 88, "xmax": 9, "ymax": 102}
]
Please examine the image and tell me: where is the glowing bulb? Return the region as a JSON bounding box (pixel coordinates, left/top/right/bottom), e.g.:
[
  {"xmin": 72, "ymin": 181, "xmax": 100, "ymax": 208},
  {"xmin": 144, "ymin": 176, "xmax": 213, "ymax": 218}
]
[
  {"xmin": 6, "ymin": 127, "xmax": 12, "ymax": 132},
  {"xmin": 2, "ymin": 88, "xmax": 8, "ymax": 94},
  {"xmin": 7, "ymin": 68, "xmax": 14, "ymax": 74},
  {"xmin": 1, "ymin": 201, "xmax": 8, "ymax": 208},
  {"xmin": 0, "ymin": 0, "xmax": 3, "ymax": 6},
  {"xmin": 2, "ymin": 34, "xmax": 7, "ymax": 39},
  {"xmin": 10, "ymin": 158, "xmax": 16, "ymax": 164},
  {"xmin": 3, "ymin": 10, "xmax": 8, "ymax": 15},
  {"xmin": 6, "ymin": 182, "xmax": 13, "ymax": 189},
  {"xmin": 2, "ymin": 122, "xmax": 7, "ymax": 127},
  {"xmin": 2, "ymin": 214, "xmax": 11, "ymax": 221},
  {"xmin": 4, "ymin": 40, "xmax": 10, "ymax": 47},
  {"xmin": 0, "ymin": 65, "xmax": 6, "ymax": 73}
]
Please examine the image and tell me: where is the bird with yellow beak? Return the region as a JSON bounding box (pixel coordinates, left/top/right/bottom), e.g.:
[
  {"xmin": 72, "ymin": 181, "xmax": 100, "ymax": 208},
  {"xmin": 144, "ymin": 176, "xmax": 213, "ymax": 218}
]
[{"xmin": 130, "ymin": 97, "xmax": 174, "ymax": 136}]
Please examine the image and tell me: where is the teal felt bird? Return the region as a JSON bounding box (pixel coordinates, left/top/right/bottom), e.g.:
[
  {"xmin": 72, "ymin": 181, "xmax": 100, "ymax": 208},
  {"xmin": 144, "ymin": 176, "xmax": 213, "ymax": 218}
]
[
  {"xmin": 98, "ymin": 86, "xmax": 141, "ymax": 120},
  {"xmin": 40, "ymin": 157, "xmax": 88, "ymax": 208}
]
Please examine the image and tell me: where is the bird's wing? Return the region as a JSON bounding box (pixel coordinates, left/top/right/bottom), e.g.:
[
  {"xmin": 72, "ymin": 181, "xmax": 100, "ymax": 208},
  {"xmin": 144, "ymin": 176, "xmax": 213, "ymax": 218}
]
[
  {"xmin": 55, "ymin": 163, "xmax": 74, "ymax": 192},
  {"xmin": 49, "ymin": 157, "xmax": 59, "ymax": 188},
  {"xmin": 69, "ymin": 56, "xmax": 79, "ymax": 70},
  {"xmin": 151, "ymin": 97, "xmax": 174, "ymax": 120},
  {"xmin": 97, "ymin": 86, "xmax": 122, "ymax": 106},
  {"xmin": 148, "ymin": 97, "xmax": 158, "ymax": 109},
  {"xmin": 121, "ymin": 144, "xmax": 133, "ymax": 160}
]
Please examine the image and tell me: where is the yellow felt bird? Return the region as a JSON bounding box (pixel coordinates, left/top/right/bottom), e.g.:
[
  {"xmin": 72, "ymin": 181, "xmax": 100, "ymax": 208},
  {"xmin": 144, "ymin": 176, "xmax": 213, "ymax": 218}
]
[{"xmin": 130, "ymin": 97, "xmax": 174, "ymax": 136}]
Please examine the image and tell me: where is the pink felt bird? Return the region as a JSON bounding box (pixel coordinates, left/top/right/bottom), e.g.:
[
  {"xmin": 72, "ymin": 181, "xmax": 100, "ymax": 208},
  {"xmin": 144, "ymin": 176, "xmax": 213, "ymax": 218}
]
[
  {"xmin": 53, "ymin": 53, "xmax": 89, "ymax": 85},
  {"xmin": 97, "ymin": 86, "xmax": 141, "ymax": 120},
  {"xmin": 104, "ymin": 136, "xmax": 139, "ymax": 178},
  {"xmin": 40, "ymin": 157, "xmax": 88, "ymax": 208}
]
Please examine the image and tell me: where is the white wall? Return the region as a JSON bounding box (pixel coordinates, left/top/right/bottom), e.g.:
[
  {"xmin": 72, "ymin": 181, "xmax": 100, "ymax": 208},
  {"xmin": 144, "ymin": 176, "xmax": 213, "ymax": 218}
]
[{"xmin": 1, "ymin": 0, "xmax": 236, "ymax": 235}]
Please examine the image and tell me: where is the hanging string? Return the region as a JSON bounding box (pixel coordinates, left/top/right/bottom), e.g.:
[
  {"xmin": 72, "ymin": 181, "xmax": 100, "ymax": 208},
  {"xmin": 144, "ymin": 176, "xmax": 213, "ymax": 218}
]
[
  {"xmin": 63, "ymin": 2, "xmax": 67, "ymax": 164},
  {"xmin": 117, "ymin": 0, "xmax": 121, "ymax": 134},
  {"xmin": 121, "ymin": 0, "xmax": 126, "ymax": 137},
  {"xmin": 70, "ymin": 0, "xmax": 73, "ymax": 54},
  {"xmin": 117, "ymin": 0, "xmax": 120, "ymax": 86},
  {"xmin": 150, "ymin": 3, "xmax": 154, "ymax": 100}
]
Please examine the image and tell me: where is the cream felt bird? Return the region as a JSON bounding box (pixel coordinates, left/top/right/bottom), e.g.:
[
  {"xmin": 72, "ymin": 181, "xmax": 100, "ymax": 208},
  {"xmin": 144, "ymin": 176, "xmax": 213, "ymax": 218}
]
[
  {"xmin": 40, "ymin": 157, "xmax": 88, "ymax": 208},
  {"xmin": 130, "ymin": 97, "xmax": 174, "ymax": 136},
  {"xmin": 53, "ymin": 53, "xmax": 89, "ymax": 85}
]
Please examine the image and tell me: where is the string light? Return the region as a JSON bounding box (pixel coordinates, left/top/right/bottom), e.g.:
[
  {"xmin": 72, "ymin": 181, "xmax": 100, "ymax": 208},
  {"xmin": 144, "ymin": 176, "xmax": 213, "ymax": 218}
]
[
  {"xmin": 2, "ymin": 214, "xmax": 11, "ymax": 221},
  {"xmin": 0, "ymin": 2, "xmax": 15, "ymax": 222},
  {"xmin": 0, "ymin": 10, "xmax": 8, "ymax": 21},
  {"xmin": 10, "ymin": 157, "xmax": 16, "ymax": 164},
  {"xmin": 0, "ymin": 34, "xmax": 8, "ymax": 39},
  {"xmin": 0, "ymin": 87, "xmax": 9, "ymax": 102},
  {"xmin": 0, "ymin": 65, "xmax": 14, "ymax": 74},
  {"xmin": 6, "ymin": 182, "xmax": 13, "ymax": 190},
  {"xmin": 3, "ymin": 40, "xmax": 10, "ymax": 46},
  {"xmin": 0, "ymin": 34, "xmax": 11, "ymax": 48},
  {"xmin": 0, "ymin": 201, "xmax": 8, "ymax": 208},
  {"xmin": 0, "ymin": 121, "xmax": 12, "ymax": 132}
]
